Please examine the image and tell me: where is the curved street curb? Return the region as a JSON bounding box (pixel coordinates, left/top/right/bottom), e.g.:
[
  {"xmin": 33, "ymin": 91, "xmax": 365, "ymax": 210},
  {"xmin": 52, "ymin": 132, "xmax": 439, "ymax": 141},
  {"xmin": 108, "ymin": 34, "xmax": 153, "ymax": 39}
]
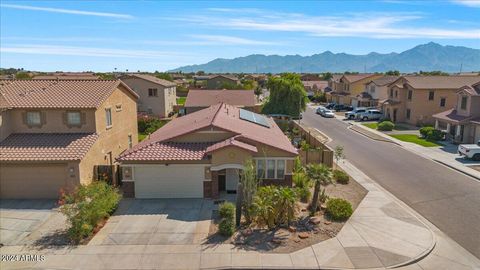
[
  {"xmin": 433, "ymin": 159, "xmax": 480, "ymax": 181},
  {"xmin": 347, "ymin": 124, "xmax": 401, "ymax": 145}
]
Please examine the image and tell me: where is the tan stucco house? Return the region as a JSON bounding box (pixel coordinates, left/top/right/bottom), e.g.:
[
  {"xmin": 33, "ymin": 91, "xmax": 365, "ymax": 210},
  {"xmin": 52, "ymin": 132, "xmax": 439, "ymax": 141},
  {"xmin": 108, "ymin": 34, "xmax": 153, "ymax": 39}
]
[
  {"xmin": 120, "ymin": 74, "xmax": 176, "ymax": 118},
  {"xmin": 206, "ymin": 75, "xmax": 240, "ymax": 89},
  {"xmin": 352, "ymin": 76, "xmax": 399, "ymax": 108},
  {"xmin": 382, "ymin": 76, "xmax": 480, "ymax": 126},
  {"xmin": 117, "ymin": 103, "xmax": 298, "ymax": 199},
  {"xmin": 184, "ymin": 89, "xmax": 256, "ymax": 114},
  {"xmin": 0, "ymin": 79, "xmax": 138, "ymax": 199},
  {"xmin": 433, "ymin": 82, "xmax": 480, "ymax": 144},
  {"xmin": 327, "ymin": 74, "xmax": 382, "ymax": 105}
]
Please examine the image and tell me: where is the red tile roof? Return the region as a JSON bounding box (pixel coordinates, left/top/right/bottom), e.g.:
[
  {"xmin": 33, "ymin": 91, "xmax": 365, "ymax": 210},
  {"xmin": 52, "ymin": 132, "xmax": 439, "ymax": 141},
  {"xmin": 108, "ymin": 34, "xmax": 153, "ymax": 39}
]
[
  {"xmin": 118, "ymin": 103, "xmax": 297, "ymax": 162},
  {"xmin": 117, "ymin": 142, "xmax": 213, "ymax": 161},
  {"xmin": 0, "ymin": 80, "xmax": 138, "ymax": 109},
  {"xmin": 185, "ymin": 90, "xmax": 255, "ymax": 108},
  {"xmin": 120, "ymin": 74, "xmax": 176, "ymax": 87},
  {"xmin": 0, "ymin": 133, "xmax": 98, "ymax": 161},
  {"xmin": 206, "ymin": 137, "xmax": 258, "ymax": 153}
]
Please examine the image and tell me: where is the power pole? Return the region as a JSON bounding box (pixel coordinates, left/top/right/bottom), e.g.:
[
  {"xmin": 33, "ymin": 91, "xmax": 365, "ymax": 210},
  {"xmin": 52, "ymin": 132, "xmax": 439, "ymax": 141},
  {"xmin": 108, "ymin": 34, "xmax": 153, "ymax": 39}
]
[{"xmin": 459, "ymin": 63, "xmax": 463, "ymax": 74}]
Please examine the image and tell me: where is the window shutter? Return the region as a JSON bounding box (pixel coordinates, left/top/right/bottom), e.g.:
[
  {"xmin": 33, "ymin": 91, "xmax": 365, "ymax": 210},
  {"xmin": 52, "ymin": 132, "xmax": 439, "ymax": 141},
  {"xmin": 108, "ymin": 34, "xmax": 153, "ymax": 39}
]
[{"xmin": 81, "ymin": 112, "xmax": 87, "ymax": 125}]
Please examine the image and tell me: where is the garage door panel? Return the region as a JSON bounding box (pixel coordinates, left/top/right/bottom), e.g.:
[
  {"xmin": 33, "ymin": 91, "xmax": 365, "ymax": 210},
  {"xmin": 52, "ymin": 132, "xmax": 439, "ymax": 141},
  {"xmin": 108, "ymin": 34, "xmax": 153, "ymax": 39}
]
[
  {"xmin": 134, "ymin": 165, "xmax": 204, "ymax": 198},
  {"xmin": 0, "ymin": 164, "xmax": 67, "ymax": 199}
]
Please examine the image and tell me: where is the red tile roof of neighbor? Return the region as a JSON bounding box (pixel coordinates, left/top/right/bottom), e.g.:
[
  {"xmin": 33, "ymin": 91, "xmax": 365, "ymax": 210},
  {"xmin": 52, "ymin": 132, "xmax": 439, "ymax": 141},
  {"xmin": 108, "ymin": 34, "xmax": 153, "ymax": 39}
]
[
  {"xmin": 0, "ymin": 133, "xmax": 98, "ymax": 161},
  {"xmin": 118, "ymin": 103, "xmax": 297, "ymax": 162},
  {"xmin": 342, "ymin": 74, "xmax": 378, "ymax": 83},
  {"xmin": 185, "ymin": 90, "xmax": 255, "ymax": 107},
  {"xmin": 0, "ymin": 79, "xmax": 138, "ymax": 109},
  {"xmin": 390, "ymin": 76, "xmax": 480, "ymax": 89},
  {"xmin": 120, "ymin": 74, "xmax": 176, "ymax": 87}
]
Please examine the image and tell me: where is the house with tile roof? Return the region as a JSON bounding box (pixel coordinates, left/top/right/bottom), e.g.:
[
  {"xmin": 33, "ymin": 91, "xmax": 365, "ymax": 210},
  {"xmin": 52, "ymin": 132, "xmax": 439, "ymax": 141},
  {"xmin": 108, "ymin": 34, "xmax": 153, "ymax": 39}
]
[
  {"xmin": 206, "ymin": 75, "xmax": 240, "ymax": 89},
  {"xmin": 382, "ymin": 75, "xmax": 480, "ymax": 126},
  {"xmin": 433, "ymin": 82, "xmax": 480, "ymax": 144},
  {"xmin": 184, "ymin": 89, "xmax": 256, "ymax": 114},
  {"xmin": 0, "ymin": 79, "xmax": 139, "ymax": 198},
  {"xmin": 120, "ymin": 74, "xmax": 177, "ymax": 118},
  {"xmin": 326, "ymin": 74, "xmax": 383, "ymax": 105},
  {"xmin": 351, "ymin": 76, "xmax": 399, "ymax": 108},
  {"xmin": 117, "ymin": 103, "xmax": 297, "ymax": 199}
]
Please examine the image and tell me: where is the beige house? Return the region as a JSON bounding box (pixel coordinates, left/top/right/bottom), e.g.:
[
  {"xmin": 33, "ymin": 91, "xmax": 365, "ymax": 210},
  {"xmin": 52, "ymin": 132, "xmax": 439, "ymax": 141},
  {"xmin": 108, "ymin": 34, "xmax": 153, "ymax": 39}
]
[
  {"xmin": 120, "ymin": 74, "xmax": 176, "ymax": 118},
  {"xmin": 184, "ymin": 90, "xmax": 256, "ymax": 114},
  {"xmin": 433, "ymin": 83, "xmax": 480, "ymax": 144},
  {"xmin": 117, "ymin": 103, "xmax": 297, "ymax": 199},
  {"xmin": 0, "ymin": 80, "xmax": 138, "ymax": 199},
  {"xmin": 206, "ymin": 75, "xmax": 240, "ymax": 89},
  {"xmin": 382, "ymin": 76, "xmax": 480, "ymax": 126},
  {"xmin": 327, "ymin": 74, "xmax": 382, "ymax": 105},
  {"xmin": 352, "ymin": 76, "xmax": 399, "ymax": 108}
]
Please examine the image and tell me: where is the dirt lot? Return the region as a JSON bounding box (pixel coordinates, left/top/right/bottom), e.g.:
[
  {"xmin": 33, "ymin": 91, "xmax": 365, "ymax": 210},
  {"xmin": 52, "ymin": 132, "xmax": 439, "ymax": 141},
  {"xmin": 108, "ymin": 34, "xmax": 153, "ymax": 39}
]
[{"xmin": 206, "ymin": 175, "xmax": 367, "ymax": 253}]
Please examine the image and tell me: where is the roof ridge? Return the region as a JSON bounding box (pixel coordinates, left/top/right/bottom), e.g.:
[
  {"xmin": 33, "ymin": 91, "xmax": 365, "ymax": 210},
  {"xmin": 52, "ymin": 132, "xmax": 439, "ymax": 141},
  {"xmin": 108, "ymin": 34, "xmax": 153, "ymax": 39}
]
[{"xmin": 211, "ymin": 102, "xmax": 226, "ymax": 125}]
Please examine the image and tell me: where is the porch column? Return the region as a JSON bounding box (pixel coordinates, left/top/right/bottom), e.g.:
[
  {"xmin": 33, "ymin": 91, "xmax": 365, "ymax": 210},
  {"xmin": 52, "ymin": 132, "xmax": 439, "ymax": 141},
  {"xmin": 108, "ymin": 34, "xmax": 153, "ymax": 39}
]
[
  {"xmin": 435, "ymin": 120, "xmax": 439, "ymax": 130},
  {"xmin": 456, "ymin": 125, "xmax": 461, "ymax": 136},
  {"xmin": 446, "ymin": 123, "xmax": 451, "ymax": 133}
]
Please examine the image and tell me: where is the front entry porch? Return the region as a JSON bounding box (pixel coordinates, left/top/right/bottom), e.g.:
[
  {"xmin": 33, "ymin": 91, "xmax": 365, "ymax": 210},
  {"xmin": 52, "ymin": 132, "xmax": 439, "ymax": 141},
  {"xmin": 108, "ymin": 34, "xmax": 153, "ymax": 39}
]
[{"xmin": 204, "ymin": 163, "xmax": 243, "ymax": 199}]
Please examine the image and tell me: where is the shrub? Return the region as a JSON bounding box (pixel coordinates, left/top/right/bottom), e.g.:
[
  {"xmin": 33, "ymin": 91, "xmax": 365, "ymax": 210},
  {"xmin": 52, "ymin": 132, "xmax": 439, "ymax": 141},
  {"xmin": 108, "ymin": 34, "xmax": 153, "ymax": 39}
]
[
  {"xmin": 419, "ymin": 126, "xmax": 445, "ymax": 141},
  {"xmin": 252, "ymin": 186, "xmax": 298, "ymax": 229},
  {"xmin": 293, "ymin": 172, "xmax": 311, "ymax": 203},
  {"xmin": 326, "ymin": 198, "xmax": 353, "ymax": 221},
  {"xmin": 296, "ymin": 186, "xmax": 311, "ymax": 203},
  {"xmin": 60, "ymin": 181, "xmax": 121, "ymax": 242},
  {"xmin": 333, "ymin": 170, "xmax": 349, "ymax": 184},
  {"xmin": 218, "ymin": 202, "xmax": 235, "ymax": 236},
  {"xmin": 137, "ymin": 115, "xmax": 168, "ymax": 134},
  {"xmin": 377, "ymin": 121, "xmax": 394, "ymax": 131}
]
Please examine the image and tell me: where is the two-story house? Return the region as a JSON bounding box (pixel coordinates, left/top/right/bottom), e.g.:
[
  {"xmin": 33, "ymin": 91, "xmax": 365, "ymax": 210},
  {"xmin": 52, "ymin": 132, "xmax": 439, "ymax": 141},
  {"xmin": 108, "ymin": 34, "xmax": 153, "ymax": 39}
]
[
  {"xmin": 120, "ymin": 74, "xmax": 176, "ymax": 118},
  {"xmin": 0, "ymin": 80, "xmax": 138, "ymax": 199},
  {"xmin": 352, "ymin": 76, "xmax": 398, "ymax": 108},
  {"xmin": 433, "ymin": 82, "xmax": 480, "ymax": 144},
  {"xmin": 206, "ymin": 75, "xmax": 240, "ymax": 89},
  {"xmin": 327, "ymin": 74, "xmax": 382, "ymax": 106},
  {"xmin": 382, "ymin": 76, "xmax": 480, "ymax": 126}
]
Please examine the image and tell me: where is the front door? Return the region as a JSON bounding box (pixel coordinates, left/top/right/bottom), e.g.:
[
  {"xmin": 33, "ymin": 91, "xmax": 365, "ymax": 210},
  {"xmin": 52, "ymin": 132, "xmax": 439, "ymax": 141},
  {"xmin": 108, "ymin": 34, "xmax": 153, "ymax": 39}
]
[{"xmin": 218, "ymin": 175, "xmax": 226, "ymax": 192}]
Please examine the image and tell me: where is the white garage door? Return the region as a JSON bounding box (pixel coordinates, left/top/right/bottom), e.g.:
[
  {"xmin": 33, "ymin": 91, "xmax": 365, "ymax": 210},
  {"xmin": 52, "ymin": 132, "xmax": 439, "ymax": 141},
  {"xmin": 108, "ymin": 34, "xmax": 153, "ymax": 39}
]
[{"xmin": 134, "ymin": 165, "xmax": 205, "ymax": 198}]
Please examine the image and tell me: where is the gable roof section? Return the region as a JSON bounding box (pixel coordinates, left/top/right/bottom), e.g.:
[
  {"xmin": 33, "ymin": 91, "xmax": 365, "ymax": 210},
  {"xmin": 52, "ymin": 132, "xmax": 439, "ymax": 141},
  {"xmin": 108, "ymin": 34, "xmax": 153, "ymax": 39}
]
[
  {"xmin": 208, "ymin": 74, "xmax": 238, "ymax": 81},
  {"xmin": 342, "ymin": 74, "xmax": 378, "ymax": 83},
  {"xmin": 0, "ymin": 80, "xmax": 138, "ymax": 109},
  {"xmin": 185, "ymin": 90, "xmax": 255, "ymax": 107},
  {"xmin": 119, "ymin": 103, "xmax": 297, "ymax": 161},
  {"xmin": 117, "ymin": 142, "xmax": 214, "ymax": 161},
  {"xmin": 395, "ymin": 75, "xmax": 480, "ymax": 90},
  {"xmin": 121, "ymin": 74, "xmax": 176, "ymax": 87},
  {"xmin": 370, "ymin": 76, "xmax": 399, "ymax": 86},
  {"xmin": 206, "ymin": 136, "xmax": 258, "ymax": 153},
  {"xmin": 0, "ymin": 133, "xmax": 98, "ymax": 161}
]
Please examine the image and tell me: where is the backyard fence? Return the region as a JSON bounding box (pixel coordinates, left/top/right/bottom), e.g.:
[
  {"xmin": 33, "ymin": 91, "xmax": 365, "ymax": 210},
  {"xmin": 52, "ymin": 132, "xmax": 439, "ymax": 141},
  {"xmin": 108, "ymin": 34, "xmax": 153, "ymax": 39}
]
[{"xmin": 293, "ymin": 121, "xmax": 334, "ymax": 167}]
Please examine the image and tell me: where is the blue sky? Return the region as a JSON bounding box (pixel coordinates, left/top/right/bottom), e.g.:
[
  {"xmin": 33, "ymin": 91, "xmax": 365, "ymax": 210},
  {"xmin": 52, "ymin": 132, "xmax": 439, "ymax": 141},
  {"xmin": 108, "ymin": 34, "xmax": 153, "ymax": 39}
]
[{"xmin": 1, "ymin": 0, "xmax": 479, "ymax": 72}]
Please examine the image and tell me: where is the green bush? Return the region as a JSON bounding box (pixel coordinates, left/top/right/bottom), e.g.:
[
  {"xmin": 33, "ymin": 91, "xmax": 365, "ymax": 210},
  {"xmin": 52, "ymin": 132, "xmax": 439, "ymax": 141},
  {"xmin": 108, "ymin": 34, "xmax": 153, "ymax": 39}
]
[
  {"xmin": 377, "ymin": 121, "xmax": 394, "ymax": 131},
  {"xmin": 296, "ymin": 186, "xmax": 311, "ymax": 203},
  {"xmin": 333, "ymin": 170, "xmax": 349, "ymax": 184},
  {"xmin": 218, "ymin": 202, "xmax": 235, "ymax": 236},
  {"xmin": 137, "ymin": 115, "xmax": 168, "ymax": 134},
  {"xmin": 419, "ymin": 126, "xmax": 445, "ymax": 141},
  {"xmin": 252, "ymin": 186, "xmax": 298, "ymax": 229},
  {"xmin": 326, "ymin": 198, "xmax": 353, "ymax": 221},
  {"xmin": 293, "ymin": 172, "xmax": 311, "ymax": 202},
  {"xmin": 59, "ymin": 181, "xmax": 121, "ymax": 242}
]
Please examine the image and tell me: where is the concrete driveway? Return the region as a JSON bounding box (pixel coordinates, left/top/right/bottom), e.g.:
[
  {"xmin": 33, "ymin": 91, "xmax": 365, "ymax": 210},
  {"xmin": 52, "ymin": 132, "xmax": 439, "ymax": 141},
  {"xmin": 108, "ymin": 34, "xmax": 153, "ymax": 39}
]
[
  {"xmin": 0, "ymin": 200, "xmax": 67, "ymax": 246},
  {"xmin": 90, "ymin": 199, "xmax": 213, "ymax": 246}
]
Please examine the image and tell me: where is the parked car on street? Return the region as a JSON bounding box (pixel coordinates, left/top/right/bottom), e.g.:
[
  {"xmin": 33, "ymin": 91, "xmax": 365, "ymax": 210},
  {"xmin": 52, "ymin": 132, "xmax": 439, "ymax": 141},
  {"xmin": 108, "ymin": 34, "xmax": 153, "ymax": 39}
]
[
  {"xmin": 333, "ymin": 104, "xmax": 353, "ymax": 112},
  {"xmin": 458, "ymin": 141, "xmax": 480, "ymax": 161},
  {"xmin": 345, "ymin": 107, "xmax": 367, "ymax": 120},
  {"xmin": 320, "ymin": 109, "xmax": 335, "ymax": 118},
  {"xmin": 326, "ymin": 103, "xmax": 337, "ymax": 109},
  {"xmin": 359, "ymin": 109, "xmax": 383, "ymax": 121},
  {"xmin": 316, "ymin": 106, "xmax": 326, "ymax": 114}
]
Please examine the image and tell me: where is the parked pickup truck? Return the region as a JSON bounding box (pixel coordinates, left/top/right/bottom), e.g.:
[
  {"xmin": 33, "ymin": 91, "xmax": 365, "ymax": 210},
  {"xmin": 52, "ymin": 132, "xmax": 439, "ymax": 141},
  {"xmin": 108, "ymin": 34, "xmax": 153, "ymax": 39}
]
[{"xmin": 458, "ymin": 141, "xmax": 480, "ymax": 161}]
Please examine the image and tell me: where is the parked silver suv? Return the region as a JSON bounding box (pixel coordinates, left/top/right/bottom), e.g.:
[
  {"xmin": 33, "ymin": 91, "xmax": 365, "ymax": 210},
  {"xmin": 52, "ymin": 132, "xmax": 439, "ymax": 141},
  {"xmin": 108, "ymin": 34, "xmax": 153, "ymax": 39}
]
[
  {"xmin": 359, "ymin": 109, "xmax": 383, "ymax": 121},
  {"xmin": 345, "ymin": 107, "xmax": 367, "ymax": 120}
]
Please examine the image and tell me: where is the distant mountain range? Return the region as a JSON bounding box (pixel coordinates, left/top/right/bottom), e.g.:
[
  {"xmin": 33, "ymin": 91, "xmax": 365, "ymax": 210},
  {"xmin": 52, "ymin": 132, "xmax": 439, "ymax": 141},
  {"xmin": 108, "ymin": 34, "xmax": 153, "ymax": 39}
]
[{"xmin": 169, "ymin": 42, "xmax": 480, "ymax": 73}]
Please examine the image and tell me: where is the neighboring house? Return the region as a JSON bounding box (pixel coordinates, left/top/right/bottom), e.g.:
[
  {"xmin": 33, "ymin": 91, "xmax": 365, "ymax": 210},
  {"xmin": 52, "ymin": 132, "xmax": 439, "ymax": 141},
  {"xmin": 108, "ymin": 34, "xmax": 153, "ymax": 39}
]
[
  {"xmin": 352, "ymin": 76, "xmax": 399, "ymax": 108},
  {"xmin": 33, "ymin": 72, "xmax": 100, "ymax": 80},
  {"xmin": 382, "ymin": 76, "xmax": 480, "ymax": 126},
  {"xmin": 433, "ymin": 82, "xmax": 480, "ymax": 144},
  {"xmin": 120, "ymin": 74, "xmax": 176, "ymax": 118},
  {"xmin": 0, "ymin": 80, "xmax": 138, "ymax": 199},
  {"xmin": 117, "ymin": 103, "xmax": 298, "ymax": 199},
  {"xmin": 206, "ymin": 75, "xmax": 240, "ymax": 89},
  {"xmin": 302, "ymin": 80, "xmax": 328, "ymax": 97},
  {"xmin": 184, "ymin": 90, "xmax": 256, "ymax": 114},
  {"xmin": 327, "ymin": 74, "xmax": 382, "ymax": 105}
]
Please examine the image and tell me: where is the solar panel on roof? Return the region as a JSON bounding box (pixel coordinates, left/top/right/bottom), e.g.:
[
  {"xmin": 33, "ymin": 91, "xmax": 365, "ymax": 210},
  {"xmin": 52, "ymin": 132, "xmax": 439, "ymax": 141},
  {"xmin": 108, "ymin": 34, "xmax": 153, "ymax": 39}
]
[{"xmin": 239, "ymin": 109, "xmax": 270, "ymax": 128}]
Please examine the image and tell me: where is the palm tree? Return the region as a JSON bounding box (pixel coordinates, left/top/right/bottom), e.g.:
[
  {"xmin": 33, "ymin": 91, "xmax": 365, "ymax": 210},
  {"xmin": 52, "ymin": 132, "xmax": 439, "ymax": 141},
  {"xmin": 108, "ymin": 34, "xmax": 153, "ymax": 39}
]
[{"xmin": 306, "ymin": 163, "xmax": 333, "ymax": 213}]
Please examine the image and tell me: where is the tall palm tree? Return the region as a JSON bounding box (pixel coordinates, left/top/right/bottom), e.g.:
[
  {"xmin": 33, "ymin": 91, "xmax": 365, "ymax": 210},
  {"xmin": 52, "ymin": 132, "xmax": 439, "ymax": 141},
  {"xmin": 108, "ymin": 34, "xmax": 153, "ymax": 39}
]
[{"xmin": 306, "ymin": 163, "xmax": 333, "ymax": 213}]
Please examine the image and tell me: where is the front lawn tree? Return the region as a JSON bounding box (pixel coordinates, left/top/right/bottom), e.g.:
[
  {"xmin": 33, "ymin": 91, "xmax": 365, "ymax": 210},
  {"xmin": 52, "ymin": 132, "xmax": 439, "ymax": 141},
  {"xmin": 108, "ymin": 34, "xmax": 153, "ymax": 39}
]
[
  {"xmin": 306, "ymin": 163, "xmax": 333, "ymax": 214},
  {"xmin": 241, "ymin": 159, "xmax": 259, "ymax": 224},
  {"xmin": 261, "ymin": 73, "xmax": 308, "ymax": 118}
]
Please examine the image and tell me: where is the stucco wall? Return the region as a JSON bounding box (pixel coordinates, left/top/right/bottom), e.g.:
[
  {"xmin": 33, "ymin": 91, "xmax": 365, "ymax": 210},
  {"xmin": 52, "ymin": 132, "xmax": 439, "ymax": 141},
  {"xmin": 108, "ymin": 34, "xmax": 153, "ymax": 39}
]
[
  {"xmin": 0, "ymin": 110, "xmax": 12, "ymax": 141},
  {"xmin": 121, "ymin": 77, "xmax": 176, "ymax": 117},
  {"xmin": 404, "ymin": 87, "xmax": 457, "ymax": 126},
  {"xmin": 206, "ymin": 77, "xmax": 239, "ymax": 89}
]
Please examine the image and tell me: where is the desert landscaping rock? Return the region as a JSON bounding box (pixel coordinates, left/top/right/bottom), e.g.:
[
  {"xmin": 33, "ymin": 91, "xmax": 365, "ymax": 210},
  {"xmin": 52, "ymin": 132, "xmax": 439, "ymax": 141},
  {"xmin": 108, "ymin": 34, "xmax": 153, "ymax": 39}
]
[{"xmin": 298, "ymin": 232, "xmax": 310, "ymax": 239}]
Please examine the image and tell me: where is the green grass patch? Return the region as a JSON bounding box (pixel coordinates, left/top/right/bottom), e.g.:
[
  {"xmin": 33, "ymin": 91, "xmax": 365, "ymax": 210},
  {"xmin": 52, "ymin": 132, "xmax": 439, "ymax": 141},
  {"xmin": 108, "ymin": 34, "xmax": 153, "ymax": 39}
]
[
  {"xmin": 389, "ymin": 134, "xmax": 442, "ymax": 147},
  {"xmin": 362, "ymin": 123, "xmax": 378, "ymax": 129},
  {"xmin": 176, "ymin": 97, "xmax": 186, "ymax": 105},
  {"xmin": 138, "ymin": 133, "xmax": 148, "ymax": 142}
]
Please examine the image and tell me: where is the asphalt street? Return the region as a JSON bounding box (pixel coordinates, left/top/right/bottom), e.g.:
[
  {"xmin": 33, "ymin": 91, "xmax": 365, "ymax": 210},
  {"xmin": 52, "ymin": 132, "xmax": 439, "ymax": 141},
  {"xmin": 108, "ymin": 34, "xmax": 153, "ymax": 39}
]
[{"xmin": 302, "ymin": 106, "xmax": 480, "ymax": 258}]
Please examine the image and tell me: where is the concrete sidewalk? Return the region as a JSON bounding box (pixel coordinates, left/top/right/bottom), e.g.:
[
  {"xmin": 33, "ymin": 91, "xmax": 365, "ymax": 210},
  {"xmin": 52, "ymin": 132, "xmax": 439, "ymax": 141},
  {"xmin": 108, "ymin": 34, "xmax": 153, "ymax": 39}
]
[{"xmin": 351, "ymin": 122, "xmax": 480, "ymax": 180}]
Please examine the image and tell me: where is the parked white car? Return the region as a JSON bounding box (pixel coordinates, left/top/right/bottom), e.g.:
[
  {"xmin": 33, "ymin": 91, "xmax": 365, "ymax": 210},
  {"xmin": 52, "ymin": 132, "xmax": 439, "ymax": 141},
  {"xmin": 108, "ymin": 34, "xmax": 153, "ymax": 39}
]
[
  {"xmin": 321, "ymin": 109, "xmax": 335, "ymax": 118},
  {"xmin": 316, "ymin": 106, "xmax": 326, "ymax": 114},
  {"xmin": 359, "ymin": 109, "xmax": 383, "ymax": 121},
  {"xmin": 345, "ymin": 107, "xmax": 367, "ymax": 120},
  {"xmin": 458, "ymin": 141, "xmax": 480, "ymax": 161}
]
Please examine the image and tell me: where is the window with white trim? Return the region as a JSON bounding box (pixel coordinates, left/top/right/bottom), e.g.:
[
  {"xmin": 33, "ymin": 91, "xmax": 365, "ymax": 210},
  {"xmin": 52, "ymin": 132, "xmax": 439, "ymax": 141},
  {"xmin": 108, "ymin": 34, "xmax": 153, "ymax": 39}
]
[
  {"xmin": 105, "ymin": 108, "xmax": 112, "ymax": 128},
  {"xmin": 26, "ymin": 111, "xmax": 41, "ymax": 126},
  {"xmin": 256, "ymin": 159, "xmax": 287, "ymax": 179}
]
